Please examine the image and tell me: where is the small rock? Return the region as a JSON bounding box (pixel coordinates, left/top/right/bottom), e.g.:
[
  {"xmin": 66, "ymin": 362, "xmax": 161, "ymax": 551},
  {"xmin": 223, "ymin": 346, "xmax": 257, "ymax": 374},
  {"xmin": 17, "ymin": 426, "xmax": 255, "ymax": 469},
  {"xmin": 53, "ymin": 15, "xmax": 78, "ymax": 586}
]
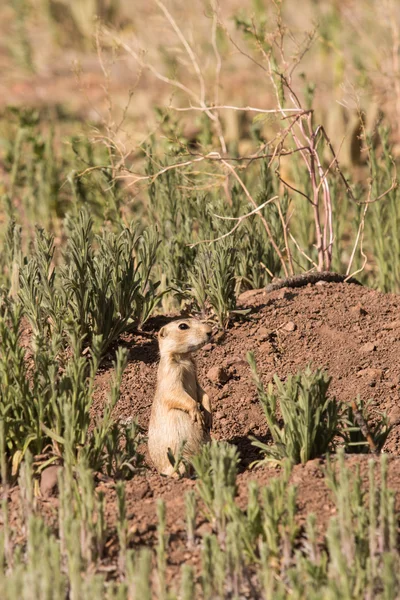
[
  {"xmin": 213, "ymin": 331, "xmax": 225, "ymax": 343},
  {"xmin": 359, "ymin": 342, "xmax": 376, "ymax": 353},
  {"xmin": 207, "ymin": 366, "xmax": 230, "ymax": 385},
  {"xmin": 389, "ymin": 406, "xmax": 400, "ymax": 425},
  {"xmin": 391, "ymin": 374, "xmax": 400, "ymax": 386},
  {"xmin": 357, "ymin": 368, "xmax": 383, "ymax": 385},
  {"xmin": 238, "ymin": 288, "xmax": 264, "ymax": 304},
  {"xmin": 202, "ymin": 343, "xmax": 213, "ymax": 352},
  {"xmin": 315, "ymin": 280, "xmax": 327, "ymax": 286},
  {"xmin": 277, "ymin": 288, "xmax": 290, "ymax": 299},
  {"xmin": 223, "ymin": 355, "xmax": 247, "ymax": 367},
  {"xmin": 40, "ymin": 465, "xmax": 62, "ymax": 498},
  {"xmin": 282, "ymin": 321, "xmax": 297, "ymax": 332},
  {"xmin": 134, "ymin": 481, "xmax": 151, "ymax": 501},
  {"xmin": 255, "ymin": 327, "xmax": 270, "ymax": 342},
  {"xmin": 214, "ymin": 410, "xmax": 226, "ymax": 420},
  {"xmin": 197, "ymin": 522, "xmax": 213, "ymax": 537},
  {"xmin": 128, "ymin": 524, "xmax": 139, "ymax": 537},
  {"xmin": 351, "ymin": 303, "xmax": 368, "ymax": 316}
]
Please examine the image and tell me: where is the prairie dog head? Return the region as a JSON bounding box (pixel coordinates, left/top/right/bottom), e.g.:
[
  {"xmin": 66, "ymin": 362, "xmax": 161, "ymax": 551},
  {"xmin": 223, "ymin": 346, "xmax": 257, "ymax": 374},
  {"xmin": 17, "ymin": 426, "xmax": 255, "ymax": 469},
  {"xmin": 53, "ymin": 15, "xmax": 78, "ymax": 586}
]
[{"xmin": 158, "ymin": 319, "xmax": 212, "ymax": 356}]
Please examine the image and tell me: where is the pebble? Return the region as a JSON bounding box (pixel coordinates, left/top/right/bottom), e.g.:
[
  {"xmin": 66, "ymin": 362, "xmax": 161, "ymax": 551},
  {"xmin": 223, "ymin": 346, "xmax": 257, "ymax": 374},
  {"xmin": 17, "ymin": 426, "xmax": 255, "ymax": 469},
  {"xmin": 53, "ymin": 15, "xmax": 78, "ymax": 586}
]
[
  {"xmin": 391, "ymin": 374, "xmax": 400, "ymax": 386},
  {"xmin": 357, "ymin": 368, "xmax": 383, "ymax": 386},
  {"xmin": 350, "ymin": 303, "xmax": 368, "ymax": 316},
  {"xmin": 223, "ymin": 355, "xmax": 247, "ymax": 367},
  {"xmin": 207, "ymin": 366, "xmax": 230, "ymax": 385},
  {"xmin": 282, "ymin": 321, "xmax": 297, "ymax": 332},
  {"xmin": 389, "ymin": 406, "xmax": 400, "ymax": 425},
  {"xmin": 202, "ymin": 343, "xmax": 213, "ymax": 352},
  {"xmin": 255, "ymin": 327, "xmax": 270, "ymax": 342},
  {"xmin": 359, "ymin": 342, "xmax": 376, "ymax": 353},
  {"xmin": 237, "ymin": 288, "xmax": 264, "ymax": 304},
  {"xmin": 197, "ymin": 522, "xmax": 213, "ymax": 537},
  {"xmin": 214, "ymin": 410, "xmax": 226, "ymax": 420},
  {"xmin": 277, "ymin": 288, "xmax": 291, "ymax": 299}
]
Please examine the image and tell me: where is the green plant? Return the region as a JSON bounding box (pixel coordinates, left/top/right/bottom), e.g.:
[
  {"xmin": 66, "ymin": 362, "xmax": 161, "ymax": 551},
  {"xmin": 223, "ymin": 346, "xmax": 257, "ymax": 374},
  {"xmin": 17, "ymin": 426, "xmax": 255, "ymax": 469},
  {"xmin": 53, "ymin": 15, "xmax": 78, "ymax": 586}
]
[
  {"xmin": 0, "ymin": 294, "xmax": 144, "ymax": 477},
  {"xmin": 365, "ymin": 127, "xmax": 400, "ymax": 292},
  {"xmin": 191, "ymin": 441, "xmax": 239, "ymax": 535},
  {"xmin": 248, "ymin": 354, "xmax": 342, "ymax": 465},
  {"xmin": 180, "ymin": 565, "xmax": 196, "ymax": 600},
  {"xmin": 324, "ymin": 451, "xmax": 399, "ymax": 598},
  {"xmin": 185, "ymin": 490, "xmax": 197, "ymax": 549},
  {"xmin": 166, "ymin": 439, "xmax": 189, "ymax": 477},
  {"xmin": 206, "ymin": 243, "xmax": 238, "ymax": 328},
  {"xmin": 103, "ymin": 420, "xmax": 145, "ymax": 479},
  {"xmin": 18, "ymin": 210, "xmax": 162, "ymax": 357},
  {"xmin": 116, "ymin": 482, "xmax": 127, "ymax": 576},
  {"xmin": 201, "ymin": 534, "xmax": 226, "ymax": 600},
  {"xmin": 156, "ymin": 499, "xmax": 168, "ymax": 600},
  {"xmin": 184, "ymin": 242, "xmax": 240, "ymax": 327}
]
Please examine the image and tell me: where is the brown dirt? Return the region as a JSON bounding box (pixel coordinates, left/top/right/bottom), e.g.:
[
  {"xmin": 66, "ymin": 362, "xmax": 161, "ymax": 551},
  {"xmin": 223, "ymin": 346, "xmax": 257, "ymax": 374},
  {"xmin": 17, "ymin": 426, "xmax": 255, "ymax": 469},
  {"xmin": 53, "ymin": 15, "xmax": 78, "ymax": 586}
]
[
  {"xmin": 6, "ymin": 282, "xmax": 400, "ymax": 583},
  {"xmin": 95, "ymin": 280, "xmax": 400, "ymax": 457}
]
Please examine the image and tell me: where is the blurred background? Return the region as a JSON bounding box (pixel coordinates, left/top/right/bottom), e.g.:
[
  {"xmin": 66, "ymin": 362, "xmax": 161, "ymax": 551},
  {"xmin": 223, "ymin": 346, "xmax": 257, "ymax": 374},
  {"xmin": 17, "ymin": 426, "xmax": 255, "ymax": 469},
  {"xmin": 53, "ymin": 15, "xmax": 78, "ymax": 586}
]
[{"xmin": 1, "ymin": 0, "xmax": 400, "ymax": 293}]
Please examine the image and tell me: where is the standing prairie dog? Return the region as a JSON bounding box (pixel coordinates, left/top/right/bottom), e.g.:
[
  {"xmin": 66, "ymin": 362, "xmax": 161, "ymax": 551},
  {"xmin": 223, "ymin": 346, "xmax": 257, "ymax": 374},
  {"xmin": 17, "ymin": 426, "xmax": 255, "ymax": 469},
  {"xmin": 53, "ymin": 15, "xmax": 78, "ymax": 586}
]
[{"xmin": 148, "ymin": 319, "xmax": 213, "ymax": 477}]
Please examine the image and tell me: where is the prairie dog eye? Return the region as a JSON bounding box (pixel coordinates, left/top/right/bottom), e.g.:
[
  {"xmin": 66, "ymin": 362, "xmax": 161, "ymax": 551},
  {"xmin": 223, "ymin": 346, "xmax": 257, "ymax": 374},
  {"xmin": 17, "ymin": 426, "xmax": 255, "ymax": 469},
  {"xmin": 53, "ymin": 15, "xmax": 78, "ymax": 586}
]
[{"xmin": 178, "ymin": 323, "xmax": 190, "ymax": 330}]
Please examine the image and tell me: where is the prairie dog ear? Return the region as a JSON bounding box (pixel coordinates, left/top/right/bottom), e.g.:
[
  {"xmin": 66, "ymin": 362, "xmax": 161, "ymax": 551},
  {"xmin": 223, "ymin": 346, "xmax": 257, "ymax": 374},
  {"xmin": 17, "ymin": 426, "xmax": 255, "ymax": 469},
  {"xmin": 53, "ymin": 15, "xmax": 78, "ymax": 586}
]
[{"xmin": 159, "ymin": 325, "xmax": 167, "ymax": 338}]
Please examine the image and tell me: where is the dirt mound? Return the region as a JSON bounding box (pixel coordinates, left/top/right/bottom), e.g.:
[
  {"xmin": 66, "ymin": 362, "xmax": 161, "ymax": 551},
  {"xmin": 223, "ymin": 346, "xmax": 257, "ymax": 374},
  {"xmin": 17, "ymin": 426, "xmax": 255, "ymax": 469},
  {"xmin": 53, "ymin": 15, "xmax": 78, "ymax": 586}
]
[
  {"xmin": 88, "ymin": 281, "xmax": 400, "ymax": 555},
  {"xmin": 8, "ymin": 281, "xmax": 400, "ymax": 582},
  {"xmin": 94, "ymin": 281, "xmax": 400, "ymax": 460}
]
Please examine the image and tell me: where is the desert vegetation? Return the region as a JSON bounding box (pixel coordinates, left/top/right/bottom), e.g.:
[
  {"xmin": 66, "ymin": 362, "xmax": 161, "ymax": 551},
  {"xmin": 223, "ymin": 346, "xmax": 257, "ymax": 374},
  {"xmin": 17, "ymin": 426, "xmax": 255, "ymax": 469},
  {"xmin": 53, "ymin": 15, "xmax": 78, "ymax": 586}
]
[{"xmin": 1, "ymin": 0, "xmax": 400, "ymax": 597}]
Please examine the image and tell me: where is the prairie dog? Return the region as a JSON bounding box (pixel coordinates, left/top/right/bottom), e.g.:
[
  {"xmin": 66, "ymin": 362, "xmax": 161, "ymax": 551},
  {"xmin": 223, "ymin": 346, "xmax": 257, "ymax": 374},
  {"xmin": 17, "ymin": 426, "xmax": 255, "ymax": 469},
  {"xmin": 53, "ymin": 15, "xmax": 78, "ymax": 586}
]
[{"xmin": 148, "ymin": 319, "xmax": 212, "ymax": 477}]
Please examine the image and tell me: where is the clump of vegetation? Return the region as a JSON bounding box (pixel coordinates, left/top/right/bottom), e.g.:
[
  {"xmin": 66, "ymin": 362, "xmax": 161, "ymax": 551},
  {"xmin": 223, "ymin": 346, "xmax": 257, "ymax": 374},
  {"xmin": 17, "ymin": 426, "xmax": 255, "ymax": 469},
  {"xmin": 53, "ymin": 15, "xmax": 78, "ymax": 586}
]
[
  {"xmin": 1, "ymin": 444, "xmax": 399, "ymax": 598},
  {"xmin": 18, "ymin": 209, "xmax": 162, "ymax": 357},
  {"xmin": 0, "ymin": 296, "xmax": 144, "ymax": 479},
  {"xmin": 191, "ymin": 441, "xmax": 239, "ymax": 535},
  {"xmin": 248, "ymin": 355, "xmax": 391, "ymax": 465},
  {"xmin": 247, "ymin": 354, "xmax": 342, "ymax": 464}
]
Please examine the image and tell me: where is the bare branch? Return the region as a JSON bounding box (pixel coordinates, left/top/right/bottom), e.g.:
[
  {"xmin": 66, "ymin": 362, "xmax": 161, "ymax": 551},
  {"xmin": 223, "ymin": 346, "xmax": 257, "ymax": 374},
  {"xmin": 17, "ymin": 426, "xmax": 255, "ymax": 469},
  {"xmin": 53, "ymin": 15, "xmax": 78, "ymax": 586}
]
[
  {"xmin": 346, "ymin": 203, "xmax": 369, "ymax": 278},
  {"xmin": 172, "ymin": 105, "xmax": 305, "ymax": 114},
  {"xmin": 189, "ymin": 195, "xmax": 278, "ymax": 247},
  {"xmin": 220, "ymin": 159, "xmax": 289, "ymax": 277},
  {"xmin": 154, "ymin": 0, "xmax": 206, "ymax": 106},
  {"xmin": 289, "ymin": 232, "xmax": 319, "ymax": 270}
]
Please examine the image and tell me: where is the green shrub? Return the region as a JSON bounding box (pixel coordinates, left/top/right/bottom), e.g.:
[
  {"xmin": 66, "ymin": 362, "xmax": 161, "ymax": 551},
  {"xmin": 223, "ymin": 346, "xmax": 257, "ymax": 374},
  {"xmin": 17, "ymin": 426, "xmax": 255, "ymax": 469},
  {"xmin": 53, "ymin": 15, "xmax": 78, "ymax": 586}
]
[
  {"xmin": 0, "ymin": 298, "xmax": 143, "ymax": 478},
  {"xmin": 18, "ymin": 209, "xmax": 162, "ymax": 356},
  {"xmin": 191, "ymin": 441, "xmax": 239, "ymax": 535},
  {"xmin": 247, "ymin": 354, "xmax": 342, "ymax": 465},
  {"xmin": 1, "ymin": 449, "xmax": 399, "ymax": 598}
]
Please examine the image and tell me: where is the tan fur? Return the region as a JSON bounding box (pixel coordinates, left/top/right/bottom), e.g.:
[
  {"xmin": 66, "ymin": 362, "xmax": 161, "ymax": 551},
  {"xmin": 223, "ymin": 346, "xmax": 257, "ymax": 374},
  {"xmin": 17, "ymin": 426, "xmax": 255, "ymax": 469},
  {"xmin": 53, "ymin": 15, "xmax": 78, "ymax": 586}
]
[{"xmin": 148, "ymin": 319, "xmax": 212, "ymax": 477}]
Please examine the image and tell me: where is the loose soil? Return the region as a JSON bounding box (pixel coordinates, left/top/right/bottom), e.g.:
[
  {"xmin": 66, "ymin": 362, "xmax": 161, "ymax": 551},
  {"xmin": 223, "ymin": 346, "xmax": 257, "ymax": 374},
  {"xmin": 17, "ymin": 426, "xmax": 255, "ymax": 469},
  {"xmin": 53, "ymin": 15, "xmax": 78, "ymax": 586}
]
[{"xmin": 6, "ymin": 282, "xmax": 400, "ymax": 583}]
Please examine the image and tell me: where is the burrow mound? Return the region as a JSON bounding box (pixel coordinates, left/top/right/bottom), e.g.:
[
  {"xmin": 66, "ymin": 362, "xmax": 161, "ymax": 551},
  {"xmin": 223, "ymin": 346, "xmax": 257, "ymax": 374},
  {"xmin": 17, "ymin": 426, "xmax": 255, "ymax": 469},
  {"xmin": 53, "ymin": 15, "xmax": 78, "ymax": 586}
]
[
  {"xmin": 7, "ymin": 282, "xmax": 400, "ymax": 582},
  {"xmin": 86, "ymin": 281, "xmax": 400, "ymax": 571},
  {"xmin": 94, "ymin": 281, "xmax": 400, "ymax": 460}
]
